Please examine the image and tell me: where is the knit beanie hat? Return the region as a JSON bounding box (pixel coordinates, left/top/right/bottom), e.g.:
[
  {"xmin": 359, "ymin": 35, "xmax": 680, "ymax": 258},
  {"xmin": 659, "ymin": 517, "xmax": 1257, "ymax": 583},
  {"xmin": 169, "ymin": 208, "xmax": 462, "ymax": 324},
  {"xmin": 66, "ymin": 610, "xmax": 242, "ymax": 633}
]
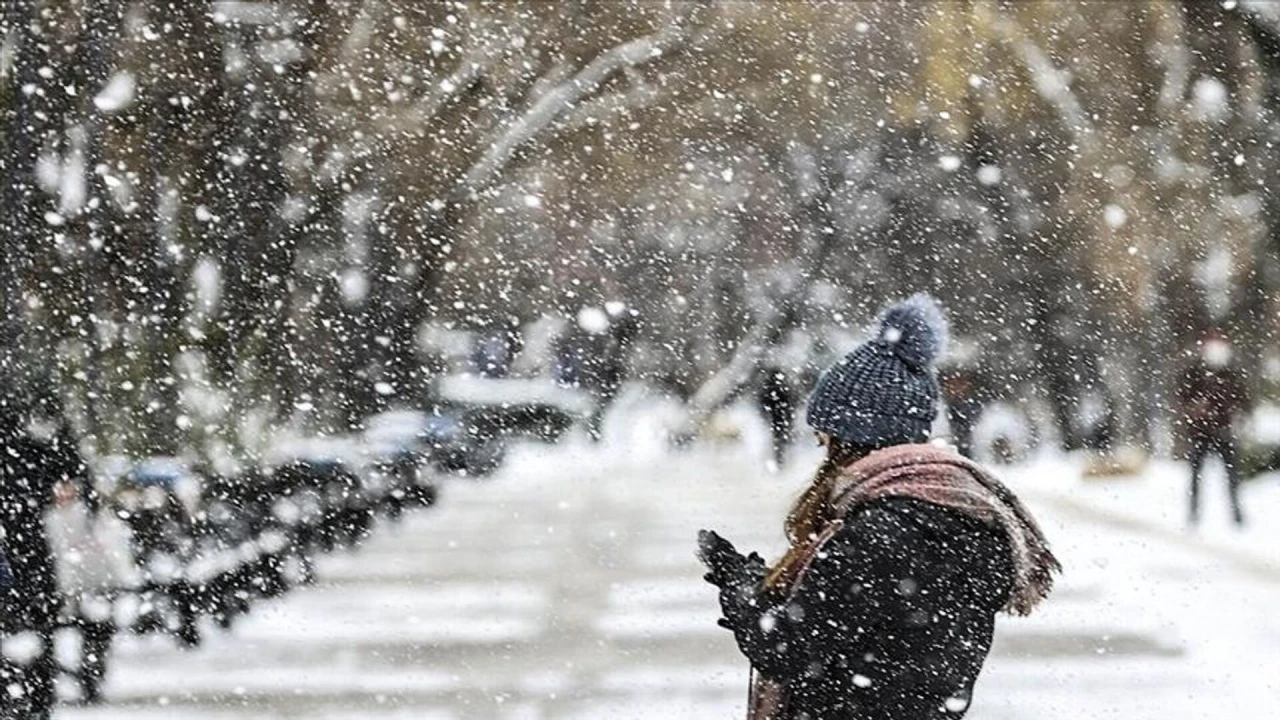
[{"xmin": 806, "ymin": 294, "xmax": 948, "ymax": 447}]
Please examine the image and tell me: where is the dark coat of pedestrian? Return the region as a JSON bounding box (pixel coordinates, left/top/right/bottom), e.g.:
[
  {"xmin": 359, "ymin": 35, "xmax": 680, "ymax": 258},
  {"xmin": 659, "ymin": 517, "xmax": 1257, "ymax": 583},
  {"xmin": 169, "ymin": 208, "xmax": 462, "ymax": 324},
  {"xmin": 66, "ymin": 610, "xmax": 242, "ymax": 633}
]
[
  {"xmin": 1177, "ymin": 335, "xmax": 1249, "ymax": 526},
  {"xmin": 698, "ymin": 295, "xmax": 1060, "ymax": 720},
  {"xmin": 0, "ymin": 406, "xmax": 62, "ymax": 630},
  {"xmin": 554, "ymin": 304, "xmax": 638, "ymax": 441},
  {"xmin": 756, "ymin": 366, "xmax": 796, "ymax": 469},
  {"xmin": 939, "ymin": 365, "xmax": 984, "ymax": 459},
  {"xmin": 0, "ymin": 405, "xmax": 78, "ymax": 720}
]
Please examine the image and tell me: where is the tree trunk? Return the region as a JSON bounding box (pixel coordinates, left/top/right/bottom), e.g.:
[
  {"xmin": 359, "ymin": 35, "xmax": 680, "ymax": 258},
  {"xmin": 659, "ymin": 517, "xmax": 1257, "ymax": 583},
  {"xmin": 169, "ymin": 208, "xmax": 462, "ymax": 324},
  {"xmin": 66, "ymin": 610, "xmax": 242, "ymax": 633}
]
[{"xmin": 1, "ymin": 0, "xmax": 43, "ymax": 392}]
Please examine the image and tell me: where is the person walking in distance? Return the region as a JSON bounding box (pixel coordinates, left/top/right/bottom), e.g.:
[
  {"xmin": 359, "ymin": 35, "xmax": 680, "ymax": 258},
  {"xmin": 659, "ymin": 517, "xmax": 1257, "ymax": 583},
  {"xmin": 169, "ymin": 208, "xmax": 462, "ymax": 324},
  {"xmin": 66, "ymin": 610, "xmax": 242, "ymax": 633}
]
[
  {"xmin": 697, "ymin": 295, "xmax": 1060, "ymax": 720},
  {"xmin": 1178, "ymin": 331, "xmax": 1249, "ymax": 527},
  {"xmin": 939, "ymin": 362, "xmax": 984, "ymax": 459},
  {"xmin": 0, "ymin": 402, "xmax": 63, "ymax": 720},
  {"xmin": 756, "ymin": 365, "xmax": 796, "ymax": 470}
]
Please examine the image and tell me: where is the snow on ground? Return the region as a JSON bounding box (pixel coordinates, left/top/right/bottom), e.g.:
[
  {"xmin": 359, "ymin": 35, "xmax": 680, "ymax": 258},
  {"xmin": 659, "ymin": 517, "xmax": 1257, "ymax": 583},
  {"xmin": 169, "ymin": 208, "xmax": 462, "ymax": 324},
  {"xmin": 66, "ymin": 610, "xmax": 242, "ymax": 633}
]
[{"xmin": 59, "ymin": 402, "xmax": 1280, "ymax": 719}]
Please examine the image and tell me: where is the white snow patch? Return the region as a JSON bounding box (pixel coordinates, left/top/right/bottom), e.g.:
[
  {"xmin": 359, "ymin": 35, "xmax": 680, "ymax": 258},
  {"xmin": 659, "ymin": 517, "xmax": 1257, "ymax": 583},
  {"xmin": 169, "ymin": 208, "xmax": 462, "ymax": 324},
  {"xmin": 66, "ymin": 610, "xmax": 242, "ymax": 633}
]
[
  {"xmin": 340, "ymin": 268, "xmax": 368, "ymax": 302},
  {"xmin": 1191, "ymin": 76, "xmax": 1229, "ymax": 122},
  {"xmin": 93, "ymin": 72, "xmax": 136, "ymax": 113},
  {"xmin": 1103, "ymin": 203, "xmax": 1128, "ymax": 229},
  {"xmin": 577, "ymin": 306, "xmax": 610, "ymax": 334},
  {"xmin": 976, "ymin": 164, "xmax": 1002, "ymax": 186}
]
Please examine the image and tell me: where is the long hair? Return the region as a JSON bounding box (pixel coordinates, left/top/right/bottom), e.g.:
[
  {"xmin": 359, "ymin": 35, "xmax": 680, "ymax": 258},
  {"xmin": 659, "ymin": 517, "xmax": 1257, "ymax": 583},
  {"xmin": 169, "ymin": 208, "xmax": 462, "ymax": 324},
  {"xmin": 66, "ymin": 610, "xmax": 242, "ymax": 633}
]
[{"xmin": 765, "ymin": 438, "xmax": 873, "ymax": 588}]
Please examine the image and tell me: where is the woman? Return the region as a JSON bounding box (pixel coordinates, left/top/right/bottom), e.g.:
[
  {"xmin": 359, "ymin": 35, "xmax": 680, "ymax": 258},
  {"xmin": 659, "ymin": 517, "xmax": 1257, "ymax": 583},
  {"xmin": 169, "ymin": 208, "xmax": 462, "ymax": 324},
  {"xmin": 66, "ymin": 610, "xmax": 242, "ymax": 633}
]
[{"xmin": 699, "ymin": 295, "xmax": 1059, "ymax": 720}]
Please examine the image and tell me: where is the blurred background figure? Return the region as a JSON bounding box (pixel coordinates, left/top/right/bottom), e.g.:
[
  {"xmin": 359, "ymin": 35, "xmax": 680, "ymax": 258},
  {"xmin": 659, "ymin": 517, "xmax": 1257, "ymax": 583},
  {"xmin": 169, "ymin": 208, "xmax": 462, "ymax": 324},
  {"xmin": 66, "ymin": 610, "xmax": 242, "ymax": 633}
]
[
  {"xmin": 554, "ymin": 303, "xmax": 638, "ymax": 442},
  {"xmin": 110, "ymin": 461, "xmax": 200, "ymax": 646},
  {"xmin": 1077, "ymin": 384, "xmax": 1118, "ymax": 457},
  {"xmin": 754, "ymin": 365, "xmax": 796, "ymax": 470},
  {"xmin": 940, "ymin": 346, "xmax": 987, "ymax": 459},
  {"xmin": 0, "ymin": 402, "xmax": 68, "ymax": 720},
  {"xmin": 471, "ymin": 322, "xmax": 524, "ymax": 379},
  {"xmin": 46, "ymin": 475, "xmax": 135, "ymax": 705},
  {"xmin": 0, "ymin": 544, "xmax": 11, "ymax": 592},
  {"xmin": 1177, "ymin": 331, "xmax": 1250, "ymax": 528}
]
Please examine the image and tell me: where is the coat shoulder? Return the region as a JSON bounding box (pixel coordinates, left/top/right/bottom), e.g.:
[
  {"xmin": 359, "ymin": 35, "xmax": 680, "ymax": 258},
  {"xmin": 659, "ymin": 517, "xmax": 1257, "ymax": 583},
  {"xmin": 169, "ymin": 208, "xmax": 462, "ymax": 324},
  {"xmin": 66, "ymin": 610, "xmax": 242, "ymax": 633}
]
[
  {"xmin": 841, "ymin": 495, "xmax": 1000, "ymax": 547},
  {"xmin": 837, "ymin": 497, "xmax": 1015, "ymax": 602}
]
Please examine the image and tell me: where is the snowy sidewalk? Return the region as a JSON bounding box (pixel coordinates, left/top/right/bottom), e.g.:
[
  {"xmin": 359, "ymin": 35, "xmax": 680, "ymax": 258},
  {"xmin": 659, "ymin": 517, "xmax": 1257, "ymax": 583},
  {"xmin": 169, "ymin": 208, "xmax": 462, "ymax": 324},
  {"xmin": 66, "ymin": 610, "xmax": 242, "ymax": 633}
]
[
  {"xmin": 983, "ymin": 455, "xmax": 1280, "ymax": 719},
  {"xmin": 61, "ymin": 440, "xmax": 1280, "ymax": 719},
  {"xmin": 1010, "ymin": 454, "xmax": 1280, "ymax": 580}
]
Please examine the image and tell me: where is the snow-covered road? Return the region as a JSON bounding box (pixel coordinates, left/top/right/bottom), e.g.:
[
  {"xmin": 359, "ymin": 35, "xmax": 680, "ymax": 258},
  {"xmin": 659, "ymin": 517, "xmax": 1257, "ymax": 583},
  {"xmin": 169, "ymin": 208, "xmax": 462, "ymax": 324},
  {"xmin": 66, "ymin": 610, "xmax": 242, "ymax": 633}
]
[{"xmin": 61, "ymin": 437, "xmax": 1280, "ymax": 719}]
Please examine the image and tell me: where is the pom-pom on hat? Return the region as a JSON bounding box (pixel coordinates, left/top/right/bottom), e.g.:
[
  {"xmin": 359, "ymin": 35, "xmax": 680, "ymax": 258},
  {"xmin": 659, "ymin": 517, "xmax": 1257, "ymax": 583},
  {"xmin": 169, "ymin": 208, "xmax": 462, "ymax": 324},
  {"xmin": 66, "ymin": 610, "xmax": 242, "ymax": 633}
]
[{"xmin": 806, "ymin": 294, "xmax": 949, "ymax": 447}]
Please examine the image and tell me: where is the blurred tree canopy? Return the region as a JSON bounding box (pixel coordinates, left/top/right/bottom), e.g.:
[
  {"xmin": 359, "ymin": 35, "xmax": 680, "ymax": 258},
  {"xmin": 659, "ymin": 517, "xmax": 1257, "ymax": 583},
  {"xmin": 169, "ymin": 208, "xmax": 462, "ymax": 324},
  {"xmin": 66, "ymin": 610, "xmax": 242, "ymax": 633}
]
[{"xmin": 2, "ymin": 0, "xmax": 1279, "ymax": 457}]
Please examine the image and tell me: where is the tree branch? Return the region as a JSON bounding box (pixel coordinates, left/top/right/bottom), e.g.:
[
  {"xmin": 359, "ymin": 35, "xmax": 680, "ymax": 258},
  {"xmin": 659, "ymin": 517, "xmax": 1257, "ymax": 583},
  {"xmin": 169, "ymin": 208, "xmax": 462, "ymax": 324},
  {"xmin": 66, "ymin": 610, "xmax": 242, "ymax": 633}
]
[
  {"xmin": 986, "ymin": 10, "xmax": 1096, "ymax": 151},
  {"xmin": 399, "ymin": 52, "xmax": 491, "ymax": 128},
  {"xmin": 461, "ymin": 8, "xmax": 702, "ymax": 194},
  {"xmin": 557, "ymin": 70, "xmax": 669, "ymax": 134},
  {"xmin": 675, "ymin": 142, "xmax": 845, "ymax": 438},
  {"xmin": 395, "ymin": 15, "xmax": 501, "ymax": 130},
  {"xmin": 1240, "ymin": 1, "xmax": 1280, "ymax": 79}
]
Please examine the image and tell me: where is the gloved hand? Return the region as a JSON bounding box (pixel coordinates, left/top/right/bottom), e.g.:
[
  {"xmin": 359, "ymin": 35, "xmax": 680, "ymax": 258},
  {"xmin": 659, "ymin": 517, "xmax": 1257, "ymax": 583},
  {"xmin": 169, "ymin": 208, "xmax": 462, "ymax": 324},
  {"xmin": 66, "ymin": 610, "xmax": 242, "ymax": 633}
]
[
  {"xmin": 697, "ymin": 529, "xmax": 741, "ymax": 583},
  {"xmin": 698, "ymin": 529, "xmax": 767, "ymax": 629}
]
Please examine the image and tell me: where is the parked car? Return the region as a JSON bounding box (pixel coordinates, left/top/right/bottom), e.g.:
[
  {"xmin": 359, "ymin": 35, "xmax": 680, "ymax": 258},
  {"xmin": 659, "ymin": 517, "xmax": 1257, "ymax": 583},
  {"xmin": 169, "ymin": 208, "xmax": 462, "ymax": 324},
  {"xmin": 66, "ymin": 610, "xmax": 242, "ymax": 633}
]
[
  {"xmin": 366, "ymin": 407, "xmax": 505, "ymax": 478},
  {"xmin": 364, "ymin": 411, "xmax": 438, "ymax": 511},
  {"xmin": 433, "ymin": 375, "xmax": 592, "ymax": 442}
]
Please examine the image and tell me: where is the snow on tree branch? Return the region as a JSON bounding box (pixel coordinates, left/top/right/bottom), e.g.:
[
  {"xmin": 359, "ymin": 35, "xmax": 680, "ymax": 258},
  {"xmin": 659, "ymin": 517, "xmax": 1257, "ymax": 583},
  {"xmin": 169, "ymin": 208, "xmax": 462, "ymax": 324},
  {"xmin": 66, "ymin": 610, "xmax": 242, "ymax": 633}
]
[
  {"xmin": 558, "ymin": 68, "xmax": 669, "ymax": 134},
  {"xmin": 397, "ymin": 14, "xmax": 502, "ymax": 130},
  {"xmin": 674, "ymin": 142, "xmax": 842, "ymax": 438},
  {"xmin": 400, "ymin": 50, "xmax": 492, "ymax": 128},
  {"xmin": 1239, "ymin": 0, "xmax": 1280, "ymax": 76},
  {"xmin": 987, "ymin": 11, "xmax": 1096, "ymax": 150},
  {"xmin": 462, "ymin": 8, "xmax": 705, "ymax": 194},
  {"xmin": 1241, "ymin": 0, "xmax": 1280, "ymax": 28}
]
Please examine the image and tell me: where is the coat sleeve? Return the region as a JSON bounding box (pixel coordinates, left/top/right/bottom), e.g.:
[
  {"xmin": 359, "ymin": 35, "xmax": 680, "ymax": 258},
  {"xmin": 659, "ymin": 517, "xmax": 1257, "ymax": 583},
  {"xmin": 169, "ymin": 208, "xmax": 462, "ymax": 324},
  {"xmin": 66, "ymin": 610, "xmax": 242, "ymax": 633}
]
[{"xmin": 722, "ymin": 502, "xmax": 938, "ymax": 682}]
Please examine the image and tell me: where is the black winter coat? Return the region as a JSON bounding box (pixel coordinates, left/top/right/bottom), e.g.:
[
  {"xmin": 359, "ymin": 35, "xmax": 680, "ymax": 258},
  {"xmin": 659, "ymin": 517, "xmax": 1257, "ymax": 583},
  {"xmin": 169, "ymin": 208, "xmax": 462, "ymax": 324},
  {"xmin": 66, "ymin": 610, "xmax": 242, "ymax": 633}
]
[
  {"xmin": 1, "ymin": 432, "xmax": 75, "ymax": 628},
  {"xmin": 724, "ymin": 497, "xmax": 1015, "ymax": 720},
  {"xmin": 1177, "ymin": 362, "xmax": 1247, "ymax": 438}
]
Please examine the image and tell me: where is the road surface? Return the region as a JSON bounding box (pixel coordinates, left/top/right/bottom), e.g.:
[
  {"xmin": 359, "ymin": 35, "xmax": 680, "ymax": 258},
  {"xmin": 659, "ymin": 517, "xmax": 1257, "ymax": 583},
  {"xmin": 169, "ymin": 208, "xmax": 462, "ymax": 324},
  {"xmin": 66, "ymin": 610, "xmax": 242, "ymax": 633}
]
[{"xmin": 62, "ymin": 440, "xmax": 1280, "ymax": 719}]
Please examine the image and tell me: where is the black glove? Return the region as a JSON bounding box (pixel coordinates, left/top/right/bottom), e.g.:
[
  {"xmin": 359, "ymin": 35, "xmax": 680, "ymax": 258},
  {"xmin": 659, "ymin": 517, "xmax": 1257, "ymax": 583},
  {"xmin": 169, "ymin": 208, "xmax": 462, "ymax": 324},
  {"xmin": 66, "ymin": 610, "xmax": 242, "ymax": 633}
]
[
  {"xmin": 697, "ymin": 529, "xmax": 743, "ymax": 585},
  {"xmin": 698, "ymin": 530, "xmax": 767, "ymax": 630},
  {"xmin": 741, "ymin": 550, "xmax": 767, "ymax": 584}
]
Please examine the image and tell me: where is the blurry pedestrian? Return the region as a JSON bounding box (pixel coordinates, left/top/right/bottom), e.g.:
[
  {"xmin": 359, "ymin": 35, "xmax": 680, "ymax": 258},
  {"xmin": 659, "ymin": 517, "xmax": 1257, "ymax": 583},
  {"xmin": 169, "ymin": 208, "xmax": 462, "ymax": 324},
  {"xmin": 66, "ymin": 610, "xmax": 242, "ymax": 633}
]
[
  {"xmin": 755, "ymin": 365, "xmax": 795, "ymax": 470},
  {"xmin": 46, "ymin": 478, "xmax": 135, "ymax": 704},
  {"xmin": 0, "ymin": 403, "xmax": 64, "ymax": 720},
  {"xmin": 939, "ymin": 362, "xmax": 985, "ymax": 459},
  {"xmin": 0, "ymin": 539, "xmax": 14, "ymax": 717},
  {"xmin": 471, "ymin": 322, "xmax": 523, "ymax": 378},
  {"xmin": 1177, "ymin": 332, "xmax": 1249, "ymax": 527},
  {"xmin": 555, "ymin": 303, "xmax": 638, "ymax": 442},
  {"xmin": 697, "ymin": 295, "xmax": 1059, "ymax": 720},
  {"xmin": 1077, "ymin": 384, "xmax": 1117, "ymax": 455}
]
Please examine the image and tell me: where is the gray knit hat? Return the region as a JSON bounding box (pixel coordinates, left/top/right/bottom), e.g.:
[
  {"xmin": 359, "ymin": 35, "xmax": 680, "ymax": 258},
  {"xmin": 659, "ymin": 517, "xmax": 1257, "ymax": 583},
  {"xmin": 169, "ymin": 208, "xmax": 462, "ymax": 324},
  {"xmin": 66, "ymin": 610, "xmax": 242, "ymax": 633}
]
[{"xmin": 806, "ymin": 294, "xmax": 948, "ymax": 447}]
